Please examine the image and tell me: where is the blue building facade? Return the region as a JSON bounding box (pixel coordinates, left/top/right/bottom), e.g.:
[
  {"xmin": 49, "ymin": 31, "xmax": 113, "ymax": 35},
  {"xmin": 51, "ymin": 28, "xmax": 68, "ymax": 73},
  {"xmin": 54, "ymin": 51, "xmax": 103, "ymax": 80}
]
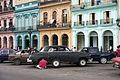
[
  {"xmin": 71, "ymin": 0, "xmax": 118, "ymax": 51},
  {"xmin": 15, "ymin": 1, "xmax": 40, "ymax": 50}
]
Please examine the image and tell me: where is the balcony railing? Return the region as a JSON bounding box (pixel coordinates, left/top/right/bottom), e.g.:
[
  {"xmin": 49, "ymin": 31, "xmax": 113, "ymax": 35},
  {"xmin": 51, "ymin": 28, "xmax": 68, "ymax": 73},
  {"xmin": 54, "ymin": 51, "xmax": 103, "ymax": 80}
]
[
  {"xmin": 71, "ymin": 0, "xmax": 117, "ymax": 9},
  {"xmin": 0, "ymin": 26, "xmax": 15, "ymax": 32},
  {"xmin": 39, "ymin": 0, "xmax": 70, "ymax": 6},
  {"xmin": 38, "ymin": 22, "xmax": 71, "ymax": 29},
  {"xmin": 100, "ymin": 18, "xmax": 113, "ymax": 25},
  {"xmin": 0, "ymin": 6, "xmax": 15, "ymax": 13},
  {"xmin": 15, "ymin": 26, "xmax": 38, "ymax": 32},
  {"xmin": 86, "ymin": 20, "xmax": 98, "ymax": 26},
  {"xmin": 74, "ymin": 21, "xmax": 85, "ymax": 26}
]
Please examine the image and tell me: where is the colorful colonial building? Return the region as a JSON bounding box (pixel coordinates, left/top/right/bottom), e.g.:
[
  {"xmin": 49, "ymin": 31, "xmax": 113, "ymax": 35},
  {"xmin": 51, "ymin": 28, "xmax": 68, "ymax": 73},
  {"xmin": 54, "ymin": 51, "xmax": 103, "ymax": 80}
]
[
  {"xmin": 71, "ymin": 0, "xmax": 118, "ymax": 51},
  {"xmin": 38, "ymin": 0, "xmax": 72, "ymax": 48},
  {"xmin": 0, "ymin": 0, "xmax": 15, "ymax": 48},
  {"xmin": 15, "ymin": 0, "xmax": 40, "ymax": 50}
]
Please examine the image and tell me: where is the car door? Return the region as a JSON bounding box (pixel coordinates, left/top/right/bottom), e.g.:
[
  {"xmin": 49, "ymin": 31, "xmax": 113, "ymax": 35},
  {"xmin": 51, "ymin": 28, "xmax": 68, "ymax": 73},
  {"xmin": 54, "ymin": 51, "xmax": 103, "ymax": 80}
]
[
  {"xmin": 2, "ymin": 49, "xmax": 9, "ymax": 60},
  {"xmin": 20, "ymin": 50, "xmax": 29, "ymax": 62}
]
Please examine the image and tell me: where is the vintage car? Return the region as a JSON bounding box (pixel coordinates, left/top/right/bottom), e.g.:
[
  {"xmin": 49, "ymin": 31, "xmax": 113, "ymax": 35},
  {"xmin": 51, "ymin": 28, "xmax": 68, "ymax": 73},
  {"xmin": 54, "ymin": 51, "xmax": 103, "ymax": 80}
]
[
  {"xmin": 0, "ymin": 48, "xmax": 17, "ymax": 63},
  {"xmin": 29, "ymin": 45, "xmax": 91, "ymax": 68},
  {"xmin": 8, "ymin": 49, "xmax": 38, "ymax": 65},
  {"xmin": 80, "ymin": 47, "xmax": 117, "ymax": 64},
  {"xmin": 112, "ymin": 57, "xmax": 120, "ymax": 69}
]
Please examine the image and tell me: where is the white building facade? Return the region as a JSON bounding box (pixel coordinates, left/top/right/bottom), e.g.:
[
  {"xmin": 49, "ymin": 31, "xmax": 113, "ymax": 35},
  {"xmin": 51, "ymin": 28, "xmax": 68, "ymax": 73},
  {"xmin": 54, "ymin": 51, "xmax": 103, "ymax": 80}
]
[{"xmin": 71, "ymin": 0, "xmax": 118, "ymax": 51}]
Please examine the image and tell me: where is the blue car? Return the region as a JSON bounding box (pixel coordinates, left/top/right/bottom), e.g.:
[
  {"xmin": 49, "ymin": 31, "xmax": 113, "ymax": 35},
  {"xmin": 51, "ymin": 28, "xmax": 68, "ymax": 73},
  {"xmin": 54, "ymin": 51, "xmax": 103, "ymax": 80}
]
[{"xmin": 0, "ymin": 48, "xmax": 17, "ymax": 63}]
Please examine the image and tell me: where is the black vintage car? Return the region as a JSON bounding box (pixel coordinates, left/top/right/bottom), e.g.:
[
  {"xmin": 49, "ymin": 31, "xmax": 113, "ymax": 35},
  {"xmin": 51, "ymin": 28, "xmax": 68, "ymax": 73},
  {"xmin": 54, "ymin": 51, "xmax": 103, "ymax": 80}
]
[
  {"xmin": 80, "ymin": 47, "xmax": 117, "ymax": 64},
  {"xmin": 29, "ymin": 45, "xmax": 91, "ymax": 67}
]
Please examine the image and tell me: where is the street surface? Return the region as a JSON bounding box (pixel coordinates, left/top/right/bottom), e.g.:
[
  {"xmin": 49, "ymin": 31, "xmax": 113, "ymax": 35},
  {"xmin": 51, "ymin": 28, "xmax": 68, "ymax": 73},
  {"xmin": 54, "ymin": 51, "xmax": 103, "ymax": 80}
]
[{"xmin": 0, "ymin": 62, "xmax": 120, "ymax": 80}]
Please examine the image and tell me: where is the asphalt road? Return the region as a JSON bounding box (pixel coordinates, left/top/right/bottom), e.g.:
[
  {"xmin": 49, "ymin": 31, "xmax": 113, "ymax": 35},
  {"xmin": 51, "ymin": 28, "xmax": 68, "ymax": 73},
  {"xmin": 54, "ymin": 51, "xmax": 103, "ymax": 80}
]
[{"xmin": 0, "ymin": 62, "xmax": 120, "ymax": 80}]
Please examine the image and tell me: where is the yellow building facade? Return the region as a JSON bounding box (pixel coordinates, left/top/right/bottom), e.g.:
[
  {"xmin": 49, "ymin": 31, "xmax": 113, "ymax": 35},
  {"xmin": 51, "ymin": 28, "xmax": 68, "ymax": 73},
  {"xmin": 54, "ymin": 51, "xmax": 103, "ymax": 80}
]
[{"xmin": 38, "ymin": 0, "xmax": 72, "ymax": 48}]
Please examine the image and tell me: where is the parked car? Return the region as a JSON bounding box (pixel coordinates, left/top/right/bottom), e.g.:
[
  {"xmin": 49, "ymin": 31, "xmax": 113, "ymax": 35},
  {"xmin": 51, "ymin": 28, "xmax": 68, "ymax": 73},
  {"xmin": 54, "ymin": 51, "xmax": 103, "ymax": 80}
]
[
  {"xmin": 29, "ymin": 45, "xmax": 91, "ymax": 68},
  {"xmin": 8, "ymin": 49, "xmax": 39, "ymax": 65},
  {"xmin": 80, "ymin": 47, "xmax": 117, "ymax": 64},
  {"xmin": 112, "ymin": 57, "xmax": 120, "ymax": 69},
  {"xmin": 0, "ymin": 48, "xmax": 17, "ymax": 63}
]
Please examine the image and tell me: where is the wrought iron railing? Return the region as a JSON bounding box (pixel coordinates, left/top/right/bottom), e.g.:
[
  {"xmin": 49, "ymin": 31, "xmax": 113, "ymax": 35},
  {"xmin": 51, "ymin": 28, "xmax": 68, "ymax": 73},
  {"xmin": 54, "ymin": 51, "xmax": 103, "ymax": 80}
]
[
  {"xmin": 100, "ymin": 18, "xmax": 113, "ymax": 25},
  {"xmin": 40, "ymin": 0, "xmax": 70, "ymax": 6},
  {"xmin": 38, "ymin": 22, "xmax": 71, "ymax": 29},
  {"xmin": 74, "ymin": 21, "xmax": 85, "ymax": 26},
  {"xmin": 71, "ymin": 0, "xmax": 117, "ymax": 9},
  {"xmin": 86, "ymin": 20, "xmax": 98, "ymax": 26},
  {"xmin": 0, "ymin": 26, "xmax": 15, "ymax": 32}
]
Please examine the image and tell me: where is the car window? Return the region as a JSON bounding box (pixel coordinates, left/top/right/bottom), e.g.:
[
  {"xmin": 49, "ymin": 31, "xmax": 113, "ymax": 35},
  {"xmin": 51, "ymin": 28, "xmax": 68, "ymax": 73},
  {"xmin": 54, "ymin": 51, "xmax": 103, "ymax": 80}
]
[
  {"xmin": 9, "ymin": 49, "xmax": 15, "ymax": 54},
  {"xmin": 3, "ymin": 50, "xmax": 8, "ymax": 54},
  {"xmin": 48, "ymin": 47, "xmax": 57, "ymax": 52}
]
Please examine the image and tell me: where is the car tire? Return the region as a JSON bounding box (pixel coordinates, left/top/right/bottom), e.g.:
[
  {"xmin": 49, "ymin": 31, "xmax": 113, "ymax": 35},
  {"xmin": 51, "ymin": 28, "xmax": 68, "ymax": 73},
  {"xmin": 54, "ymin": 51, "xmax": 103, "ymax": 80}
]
[
  {"xmin": 99, "ymin": 57, "xmax": 107, "ymax": 64},
  {"xmin": 52, "ymin": 60, "xmax": 60, "ymax": 68},
  {"xmin": 14, "ymin": 59, "xmax": 21, "ymax": 65},
  {"xmin": 79, "ymin": 59, "xmax": 87, "ymax": 67}
]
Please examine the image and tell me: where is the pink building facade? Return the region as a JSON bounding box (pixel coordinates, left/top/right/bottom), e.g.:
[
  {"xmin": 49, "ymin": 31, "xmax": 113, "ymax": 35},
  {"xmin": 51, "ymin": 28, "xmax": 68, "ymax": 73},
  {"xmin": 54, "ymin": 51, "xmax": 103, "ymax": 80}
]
[{"xmin": 0, "ymin": 0, "xmax": 15, "ymax": 48}]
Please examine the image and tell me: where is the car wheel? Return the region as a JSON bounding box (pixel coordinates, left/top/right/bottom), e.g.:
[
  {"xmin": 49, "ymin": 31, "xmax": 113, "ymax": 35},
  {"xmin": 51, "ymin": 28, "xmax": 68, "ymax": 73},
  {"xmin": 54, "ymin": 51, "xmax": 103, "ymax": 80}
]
[
  {"xmin": 52, "ymin": 60, "xmax": 60, "ymax": 68},
  {"xmin": 99, "ymin": 57, "xmax": 107, "ymax": 64},
  {"xmin": 14, "ymin": 59, "xmax": 21, "ymax": 65},
  {"xmin": 79, "ymin": 59, "xmax": 87, "ymax": 67}
]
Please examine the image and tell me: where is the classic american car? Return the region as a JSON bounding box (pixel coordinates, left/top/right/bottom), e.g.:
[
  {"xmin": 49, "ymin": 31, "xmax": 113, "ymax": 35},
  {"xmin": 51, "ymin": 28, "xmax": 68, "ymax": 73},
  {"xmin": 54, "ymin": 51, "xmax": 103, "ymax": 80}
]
[{"xmin": 29, "ymin": 45, "xmax": 91, "ymax": 67}]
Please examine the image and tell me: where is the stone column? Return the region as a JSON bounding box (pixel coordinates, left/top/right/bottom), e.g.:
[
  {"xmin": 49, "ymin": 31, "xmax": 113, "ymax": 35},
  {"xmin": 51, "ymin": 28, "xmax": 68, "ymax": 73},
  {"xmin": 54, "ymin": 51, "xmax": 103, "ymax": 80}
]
[{"xmin": 98, "ymin": 32, "xmax": 103, "ymax": 51}]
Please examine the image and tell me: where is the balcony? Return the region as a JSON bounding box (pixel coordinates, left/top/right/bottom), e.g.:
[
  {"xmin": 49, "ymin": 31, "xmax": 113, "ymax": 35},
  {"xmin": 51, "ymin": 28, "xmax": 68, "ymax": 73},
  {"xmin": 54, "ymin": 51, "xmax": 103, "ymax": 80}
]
[
  {"xmin": 74, "ymin": 21, "xmax": 85, "ymax": 27},
  {"xmin": 15, "ymin": 26, "xmax": 38, "ymax": 32},
  {"xmin": 71, "ymin": 0, "xmax": 117, "ymax": 11},
  {"xmin": 86, "ymin": 20, "xmax": 98, "ymax": 27},
  {"xmin": 100, "ymin": 18, "xmax": 113, "ymax": 26},
  {"xmin": 38, "ymin": 22, "xmax": 71, "ymax": 30},
  {"xmin": 0, "ymin": 6, "xmax": 15, "ymax": 14},
  {"xmin": 39, "ymin": 0, "xmax": 70, "ymax": 6},
  {"xmin": 0, "ymin": 26, "xmax": 15, "ymax": 32}
]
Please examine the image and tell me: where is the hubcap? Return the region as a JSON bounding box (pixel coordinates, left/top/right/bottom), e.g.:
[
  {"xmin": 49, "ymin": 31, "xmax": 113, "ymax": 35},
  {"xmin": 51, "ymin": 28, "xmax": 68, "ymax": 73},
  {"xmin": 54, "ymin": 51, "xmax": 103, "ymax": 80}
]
[
  {"xmin": 101, "ymin": 58, "xmax": 107, "ymax": 64},
  {"xmin": 53, "ymin": 61, "xmax": 59, "ymax": 67}
]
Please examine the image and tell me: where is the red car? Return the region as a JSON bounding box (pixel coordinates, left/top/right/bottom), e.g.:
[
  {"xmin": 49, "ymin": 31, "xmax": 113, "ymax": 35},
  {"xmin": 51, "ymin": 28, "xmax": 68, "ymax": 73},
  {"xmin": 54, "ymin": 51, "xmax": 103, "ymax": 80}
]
[{"xmin": 112, "ymin": 57, "xmax": 120, "ymax": 69}]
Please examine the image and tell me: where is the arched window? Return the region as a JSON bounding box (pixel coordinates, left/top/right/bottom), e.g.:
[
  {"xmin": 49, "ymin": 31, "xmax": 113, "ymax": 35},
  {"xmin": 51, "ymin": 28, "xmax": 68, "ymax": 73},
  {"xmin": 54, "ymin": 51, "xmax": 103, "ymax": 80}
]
[
  {"xmin": 25, "ymin": 16, "xmax": 29, "ymax": 29},
  {"xmin": 52, "ymin": 11, "xmax": 57, "ymax": 20},
  {"xmin": 62, "ymin": 9, "xmax": 67, "ymax": 26},
  {"xmin": 43, "ymin": 12, "xmax": 48, "ymax": 26},
  {"xmin": 32, "ymin": 15, "xmax": 37, "ymax": 29}
]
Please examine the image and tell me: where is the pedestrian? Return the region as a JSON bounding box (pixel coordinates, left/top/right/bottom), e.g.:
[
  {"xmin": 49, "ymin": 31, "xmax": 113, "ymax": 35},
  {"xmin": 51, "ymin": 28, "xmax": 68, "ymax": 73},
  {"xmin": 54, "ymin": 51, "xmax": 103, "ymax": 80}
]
[
  {"xmin": 116, "ymin": 45, "xmax": 120, "ymax": 57},
  {"xmin": 36, "ymin": 58, "xmax": 48, "ymax": 70}
]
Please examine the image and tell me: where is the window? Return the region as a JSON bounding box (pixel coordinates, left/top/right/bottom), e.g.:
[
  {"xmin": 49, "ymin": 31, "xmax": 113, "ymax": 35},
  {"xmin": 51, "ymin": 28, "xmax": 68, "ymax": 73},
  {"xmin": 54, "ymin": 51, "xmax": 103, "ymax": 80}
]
[
  {"xmin": 4, "ymin": 20, "xmax": 7, "ymax": 28},
  {"xmin": 62, "ymin": 9, "xmax": 67, "ymax": 26},
  {"xmin": 25, "ymin": 16, "xmax": 29, "ymax": 29},
  {"xmin": 43, "ymin": 12, "xmax": 48, "ymax": 26},
  {"xmin": 79, "ymin": 0, "xmax": 83, "ymax": 5},
  {"xmin": 89, "ymin": 13, "xmax": 95, "ymax": 24},
  {"xmin": 78, "ymin": 15, "xmax": 82, "ymax": 25},
  {"xmin": 52, "ymin": 11, "xmax": 57, "ymax": 20},
  {"xmin": 18, "ymin": 17, "xmax": 21, "ymax": 28},
  {"xmin": 9, "ymin": 19, "xmax": 13, "ymax": 27},
  {"xmin": 91, "ymin": 0, "xmax": 95, "ymax": 6},
  {"xmin": 32, "ymin": 15, "xmax": 37, "ymax": 29},
  {"xmin": 103, "ymin": 11, "xmax": 111, "ymax": 23}
]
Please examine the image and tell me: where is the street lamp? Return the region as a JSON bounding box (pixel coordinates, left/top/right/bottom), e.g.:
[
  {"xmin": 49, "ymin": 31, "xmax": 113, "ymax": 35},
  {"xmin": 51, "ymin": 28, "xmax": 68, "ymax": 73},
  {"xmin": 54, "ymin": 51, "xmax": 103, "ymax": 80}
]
[{"xmin": 27, "ymin": 27, "xmax": 33, "ymax": 54}]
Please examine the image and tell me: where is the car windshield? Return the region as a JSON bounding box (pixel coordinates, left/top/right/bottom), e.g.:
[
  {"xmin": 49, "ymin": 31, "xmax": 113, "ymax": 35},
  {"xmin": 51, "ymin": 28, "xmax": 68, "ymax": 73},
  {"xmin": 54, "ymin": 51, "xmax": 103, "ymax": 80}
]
[{"xmin": 40, "ymin": 46, "xmax": 50, "ymax": 52}]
